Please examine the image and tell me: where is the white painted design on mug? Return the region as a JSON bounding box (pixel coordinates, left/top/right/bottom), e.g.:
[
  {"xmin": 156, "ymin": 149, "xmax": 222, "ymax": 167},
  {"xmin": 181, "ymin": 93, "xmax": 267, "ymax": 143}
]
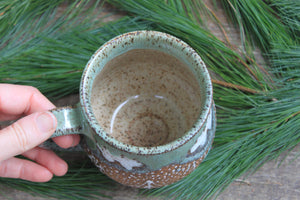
[
  {"xmin": 141, "ymin": 180, "xmax": 155, "ymax": 189},
  {"xmin": 146, "ymin": 180, "xmax": 155, "ymax": 189},
  {"xmin": 190, "ymin": 130, "xmax": 207, "ymax": 153},
  {"xmin": 98, "ymin": 145, "xmax": 143, "ymax": 170},
  {"xmin": 190, "ymin": 111, "xmax": 212, "ymax": 153},
  {"xmin": 206, "ymin": 110, "xmax": 212, "ymax": 130}
]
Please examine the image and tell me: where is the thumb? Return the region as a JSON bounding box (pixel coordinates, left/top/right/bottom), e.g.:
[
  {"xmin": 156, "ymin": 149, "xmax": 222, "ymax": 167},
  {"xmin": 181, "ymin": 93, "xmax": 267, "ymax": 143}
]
[{"xmin": 0, "ymin": 111, "xmax": 57, "ymax": 161}]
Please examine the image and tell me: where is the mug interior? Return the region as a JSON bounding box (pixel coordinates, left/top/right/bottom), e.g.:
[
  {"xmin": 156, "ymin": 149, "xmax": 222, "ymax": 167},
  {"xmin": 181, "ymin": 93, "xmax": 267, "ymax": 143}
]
[
  {"xmin": 91, "ymin": 49, "xmax": 202, "ymax": 147},
  {"xmin": 81, "ymin": 31, "xmax": 212, "ymax": 154}
]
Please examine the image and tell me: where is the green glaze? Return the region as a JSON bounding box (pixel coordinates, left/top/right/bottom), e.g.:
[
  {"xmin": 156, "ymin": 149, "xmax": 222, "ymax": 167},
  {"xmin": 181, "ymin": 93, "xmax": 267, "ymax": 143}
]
[
  {"xmin": 51, "ymin": 30, "xmax": 215, "ymax": 187},
  {"xmin": 51, "ymin": 104, "xmax": 85, "ymax": 138}
]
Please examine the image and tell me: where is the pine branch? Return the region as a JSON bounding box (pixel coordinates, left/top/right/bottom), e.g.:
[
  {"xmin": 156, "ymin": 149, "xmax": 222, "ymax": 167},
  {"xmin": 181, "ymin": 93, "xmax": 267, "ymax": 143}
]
[
  {"xmin": 0, "ymin": 0, "xmax": 299, "ymax": 200},
  {"xmin": 0, "ymin": 1, "xmax": 152, "ymax": 98},
  {"xmin": 211, "ymin": 79, "xmax": 259, "ymax": 94}
]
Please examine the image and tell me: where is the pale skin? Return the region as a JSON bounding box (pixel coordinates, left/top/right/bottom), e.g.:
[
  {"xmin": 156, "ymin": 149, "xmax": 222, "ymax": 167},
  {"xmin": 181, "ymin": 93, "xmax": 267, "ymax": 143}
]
[{"xmin": 0, "ymin": 84, "xmax": 80, "ymax": 182}]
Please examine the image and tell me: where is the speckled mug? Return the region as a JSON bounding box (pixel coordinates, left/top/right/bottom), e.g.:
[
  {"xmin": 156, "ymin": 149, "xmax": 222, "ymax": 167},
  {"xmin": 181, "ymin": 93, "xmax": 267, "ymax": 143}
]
[{"xmin": 51, "ymin": 30, "xmax": 216, "ymax": 189}]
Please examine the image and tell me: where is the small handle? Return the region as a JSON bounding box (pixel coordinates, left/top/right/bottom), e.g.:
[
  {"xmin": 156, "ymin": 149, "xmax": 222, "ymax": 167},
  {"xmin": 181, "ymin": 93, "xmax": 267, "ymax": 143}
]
[
  {"xmin": 50, "ymin": 104, "xmax": 83, "ymax": 138},
  {"xmin": 0, "ymin": 104, "xmax": 83, "ymax": 138}
]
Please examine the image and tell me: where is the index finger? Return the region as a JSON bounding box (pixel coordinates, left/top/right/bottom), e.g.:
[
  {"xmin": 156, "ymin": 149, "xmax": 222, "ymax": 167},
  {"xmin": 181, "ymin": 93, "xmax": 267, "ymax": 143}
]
[
  {"xmin": 0, "ymin": 84, "xmax": 55, "ymax": 121},
  {"xmin": 0, "ymin": 84, "xmax": 80, "ymax": 148}
]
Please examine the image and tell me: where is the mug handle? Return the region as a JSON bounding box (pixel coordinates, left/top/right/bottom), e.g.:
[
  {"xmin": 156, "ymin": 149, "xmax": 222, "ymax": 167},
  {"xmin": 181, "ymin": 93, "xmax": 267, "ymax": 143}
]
[
  {"xmin": 0, "ymin": 103, "xmax": 84, "ymax": 138},
  {"xmin": 50, "ymin": 104, "xmax": 83, "ymax": 138}
]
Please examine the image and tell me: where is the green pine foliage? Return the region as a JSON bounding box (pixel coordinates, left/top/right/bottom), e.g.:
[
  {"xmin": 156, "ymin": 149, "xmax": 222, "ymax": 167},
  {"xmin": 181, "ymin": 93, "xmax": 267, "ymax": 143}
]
[
  {"xmin": 270, "ymin": 0, "xmax": 300, "ymax": 37},
  {"xmin": 0, "ymin": 0, "xmax": 299, "ymax": 199},
  {"xmin": 0, "ymin": 0, "xmax": 152, "ymax": 98}
]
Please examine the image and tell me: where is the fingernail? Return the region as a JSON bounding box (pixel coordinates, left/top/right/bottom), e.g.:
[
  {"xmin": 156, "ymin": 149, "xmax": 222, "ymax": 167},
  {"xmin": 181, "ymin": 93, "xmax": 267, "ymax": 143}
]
[
  {"xmin": 71, "ymin": 137, "xmax": 77, "ymax": 147},
  {"xmin": 36, "ymin": 112, "xmax": 56, "ymax": 133}
]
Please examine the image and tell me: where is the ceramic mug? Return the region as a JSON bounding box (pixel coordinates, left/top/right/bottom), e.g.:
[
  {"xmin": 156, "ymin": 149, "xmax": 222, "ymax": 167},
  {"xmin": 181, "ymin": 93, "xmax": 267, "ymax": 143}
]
[{"xmin": 47, "ymin": 31, "xmax": 216, "ymax": 188}]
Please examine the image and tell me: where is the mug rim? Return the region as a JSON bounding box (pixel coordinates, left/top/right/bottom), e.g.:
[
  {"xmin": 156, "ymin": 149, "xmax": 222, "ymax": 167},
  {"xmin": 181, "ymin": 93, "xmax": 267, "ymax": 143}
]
[{"xmin": 80, "ymin": 30, "xmax": 213, "ymax": 155}]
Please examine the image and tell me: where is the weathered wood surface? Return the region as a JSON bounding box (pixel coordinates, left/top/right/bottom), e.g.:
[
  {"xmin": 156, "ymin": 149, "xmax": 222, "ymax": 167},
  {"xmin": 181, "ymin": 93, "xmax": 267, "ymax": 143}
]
[{"xmin": 1, "ymin": 1, "xmax": 299, "ymax": 199}]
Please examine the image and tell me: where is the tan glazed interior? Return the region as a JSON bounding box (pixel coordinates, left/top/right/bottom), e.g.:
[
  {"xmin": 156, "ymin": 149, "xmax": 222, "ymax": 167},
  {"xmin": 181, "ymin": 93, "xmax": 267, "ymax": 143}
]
[{"xmin": 91, "ymin": 49, "xmax": 202, "ymax": 147}]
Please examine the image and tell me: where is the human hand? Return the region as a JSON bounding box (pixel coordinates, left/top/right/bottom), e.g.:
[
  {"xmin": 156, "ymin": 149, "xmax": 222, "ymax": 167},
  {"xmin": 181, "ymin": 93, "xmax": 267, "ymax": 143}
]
[{"xmin": 0, "ymin": 84, "xmax": 80, "ymax": 182}]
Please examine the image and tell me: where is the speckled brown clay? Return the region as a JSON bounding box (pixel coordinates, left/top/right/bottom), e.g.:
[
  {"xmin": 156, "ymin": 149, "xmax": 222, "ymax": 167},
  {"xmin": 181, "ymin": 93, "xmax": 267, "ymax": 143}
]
[
  {"xmin": 84, "ymin": 143, "xmax": 210, "ymax": 188},
  {"xmin": 47, "ymin": 31, "xmax": 216, "ymax": 189}
]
